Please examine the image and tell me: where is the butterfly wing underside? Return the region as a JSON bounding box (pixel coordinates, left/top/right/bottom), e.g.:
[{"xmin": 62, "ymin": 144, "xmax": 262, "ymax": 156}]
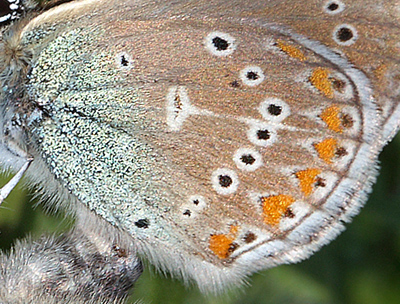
[{"xmin": 13, "ymin": 0, "xmax": 399, "ymax": 291}]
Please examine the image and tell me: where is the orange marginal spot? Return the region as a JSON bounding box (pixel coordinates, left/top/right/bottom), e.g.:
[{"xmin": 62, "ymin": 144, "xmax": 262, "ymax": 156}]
[
  {"xmin": 295, "ymin": 168, "xmax": 322, "ymax": 196},
  {"xmin": 277, "ymin": 39, "xmax": 307, "ymax": 61},
  {"xmin": 314, "ymin": 138, "xmax": 338, "ymax": 164},
  {"xmin": 209, "ymin": 225, "xmax": 239, "ymax": 259},
  {"xmin": 309, "ymin": 67, "xmax": 334, "ymax": 98},
  {"xmin": 320, "ymin": 105, "xmax": 343, "ymax": 133},
  {"xmin": 261, "ymin": 195, "xmax": 296, "ymax": 226}
]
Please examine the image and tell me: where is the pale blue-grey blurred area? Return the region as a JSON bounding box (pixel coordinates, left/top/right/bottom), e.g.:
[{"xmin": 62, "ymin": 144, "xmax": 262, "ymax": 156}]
[{"xmin": 0, "ymin": 134, "xmax": 399, "ymax": 304}]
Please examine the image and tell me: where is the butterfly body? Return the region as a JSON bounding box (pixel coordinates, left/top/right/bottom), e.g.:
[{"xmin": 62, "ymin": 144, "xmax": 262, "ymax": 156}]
[{"xmin": 0, "ymin": 0, "xmax": 399, "ymax": 295}]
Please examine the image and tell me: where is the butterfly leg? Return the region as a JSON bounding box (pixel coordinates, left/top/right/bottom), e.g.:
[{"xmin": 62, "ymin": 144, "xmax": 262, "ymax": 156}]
[{"xmin": 0, "ymin": 203, "xmax": 143, "ymax": 303}]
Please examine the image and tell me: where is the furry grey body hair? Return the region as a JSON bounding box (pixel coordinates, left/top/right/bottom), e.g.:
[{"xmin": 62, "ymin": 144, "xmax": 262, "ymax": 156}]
[{"xmin": 0, "ymin": 204, "xmax": 143, "ymax": 304}]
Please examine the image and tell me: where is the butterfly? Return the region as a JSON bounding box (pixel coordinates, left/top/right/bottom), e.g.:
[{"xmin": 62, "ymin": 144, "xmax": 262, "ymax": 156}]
[{"xmin": 0, "ymin": 0, "xmax": 399, "ymax": 303}]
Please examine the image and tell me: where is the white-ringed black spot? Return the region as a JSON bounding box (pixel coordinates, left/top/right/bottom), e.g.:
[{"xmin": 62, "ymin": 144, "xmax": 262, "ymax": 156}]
[
  {"xmin": 115, "ymin": 52, "xmax": 133, "ymax": 69},
  {"xmin": 333, "ymin": 24, "xmax": 358, "ymax": 46},
  {"xmin": 134, "ymin": 218, "xmax": 150, "ymax": 228},
  {"xmin": 205, "ymin": 31, "xmax": 236, "ymax": 56},
  {"xmin": 120, "ymin": 55, "xmax": 129, "ymax": 67},
  {"xmin": 257, "ymin": 129, "xmax": 270, "ymax": 140},
  {"xmin": 190, "ymin": 195, "xmax": 206, "ymax": 207},
  {"xmin": 241, "ymin": 154, "xmax": 256, "ymax": 165},
  {"xmin": 234, "ymin": 148, "xmax": 263, "ymax": 172},
  {"xmin": 211, "ymin": 168, "xmax": 239, "ymax": 195},
  {"xmin": 247, "ymin": 71, "xmax": 259, "ymax": 81},
  {"xmin": 181, "ymin": 195, "xmax": 207, "ymax": 220},
  {"xmin": 323, "ymin": 1, "xmax": 345, "ymax": 15},
  {"xmin": 186, "ymin": 195, "xmax": 207, "ymax": 213},
  {"xmin": 219, "ymin": 175, "xmax": 233, "ymax": 188},
  {"xmin": 337, "ymin": 27, "xmax": 353, "ymax": 41},
  {"xmin": 240, "ymin": 66, "xmax": 265, "ymax": 86},
  {"xmin": 246, "ymin": 122, "xmax": 278, "ymax": 147},
  {"xmin": 259, "ymin": 98, "xmax": 290, "ymax": 122},
  {"xmin": 182, "ymin": 209, "xmax": 192, "ymax": 217},
  {"xmin": 268, "ymin": 104, "xmax": 282, "ymax": 116},
  {"xmin": 212, "ymin": 36, "xmax": 229, "ymax": 51},
  {"xmin": 327, "ymin": 3, "xmax": 338, "ymax": 10}
]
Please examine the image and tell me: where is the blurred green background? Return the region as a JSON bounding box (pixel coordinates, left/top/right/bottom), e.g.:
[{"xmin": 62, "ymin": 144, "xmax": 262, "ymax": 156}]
[{"xmin": 1, "ymin": 134, "xmax": 399, "ymax": 304}]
